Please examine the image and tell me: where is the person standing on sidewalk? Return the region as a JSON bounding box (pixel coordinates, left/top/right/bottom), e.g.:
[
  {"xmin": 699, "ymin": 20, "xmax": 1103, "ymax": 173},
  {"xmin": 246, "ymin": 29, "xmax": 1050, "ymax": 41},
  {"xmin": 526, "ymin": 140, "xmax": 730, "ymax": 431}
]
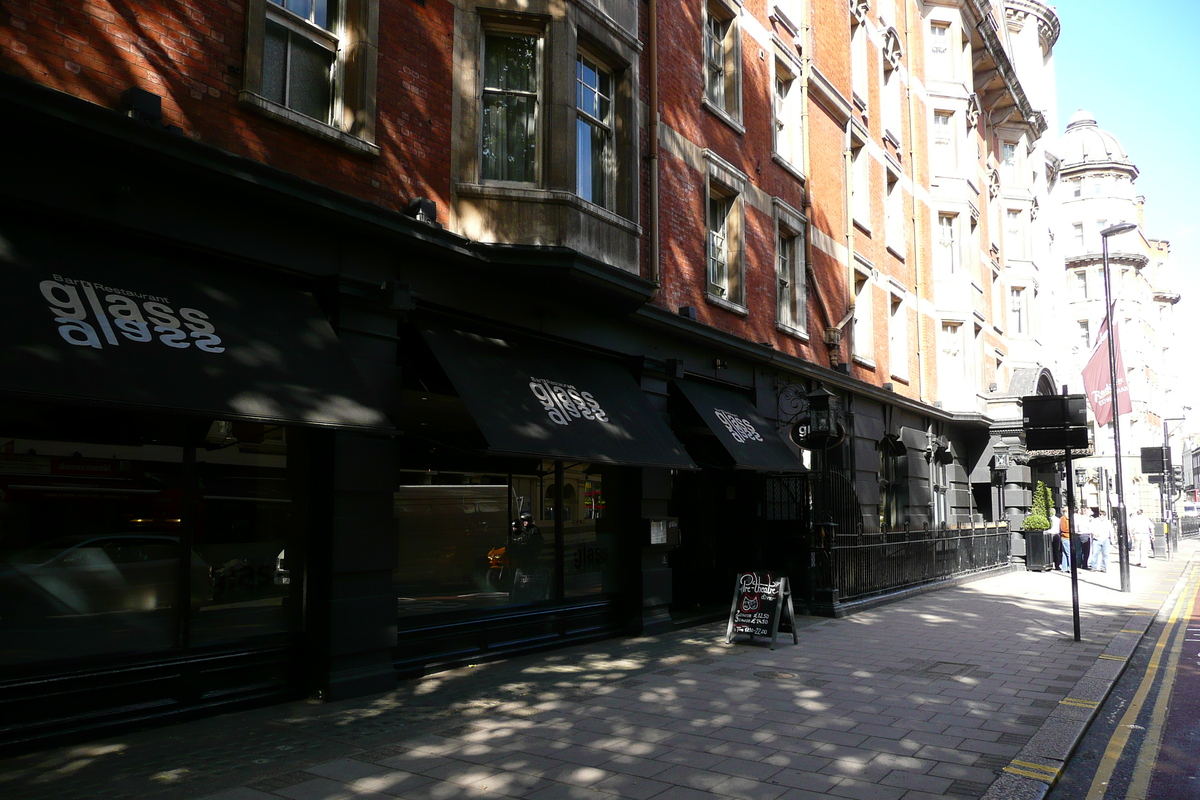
[
  {"xmin": 1059, "ymin": 513, "xmax": 1072, "ymax": 572},
  {"xmin": 1130, "ymin": 508, "xmax": 1154, "ymax": 566},
  {"xmin": 1049, "ymin": 508, "xmax": 1063, "ymax": 571},
  {"xmin": 1077, "ymin": 509, "xmax": 1093, "ymax": 570},
  {"xmin": 1089, "ymin": 510, "xmax": 1113, "ymax": 572}
]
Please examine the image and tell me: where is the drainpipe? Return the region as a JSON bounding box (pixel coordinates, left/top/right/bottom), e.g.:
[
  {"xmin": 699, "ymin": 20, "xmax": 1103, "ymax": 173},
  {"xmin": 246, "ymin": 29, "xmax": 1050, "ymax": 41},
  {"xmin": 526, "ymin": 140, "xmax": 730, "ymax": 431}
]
[
  {"xmin": 647, "ymin": 0, "xmax": 661, "ymax": 293},
  {"xmin": 799, "ymin": 4, "xmax": 818, "ymax": 353},
  {"xmin": 903, "ymin": 0, "xmax": 926, "ymax": 402},
  {"xmin": 840, "ymin": 120, "xmax": 855, "ymax": 366}
]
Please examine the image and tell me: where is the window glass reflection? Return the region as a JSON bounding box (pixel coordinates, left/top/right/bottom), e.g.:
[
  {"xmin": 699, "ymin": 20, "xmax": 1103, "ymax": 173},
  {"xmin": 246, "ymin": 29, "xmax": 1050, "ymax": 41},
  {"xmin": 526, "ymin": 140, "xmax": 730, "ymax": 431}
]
[
  {"xmin": 0, "ymin": 441, "xmax": 186, "ymax": 666},
  {"xmin": 560, "ymin": 468, "xmax": 613, "ymax": 599},
  {"xmin": 394, "ymin": 463, "xmax": 617, "ymax": 618},
  {"xmin": 190, "ymin": 422, "xmax": 297, "ymax": 647},
  {"xmin": 395, "ymin": 481, "xmax": 513, "ymax": 616},
  {"xmin": 0, "ymin": 420, "xmax": 302, "ymax": 668}
]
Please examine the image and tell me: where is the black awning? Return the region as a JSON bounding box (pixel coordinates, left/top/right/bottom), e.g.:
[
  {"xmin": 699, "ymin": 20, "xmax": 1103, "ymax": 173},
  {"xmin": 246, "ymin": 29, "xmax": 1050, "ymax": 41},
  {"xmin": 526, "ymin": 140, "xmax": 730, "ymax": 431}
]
[
  {"xmin": 0, "ymin": 226, "xmax": 390, "ymax": 432},
  {"xmin": 420, "ymin": 325, "xmax": 695, "ymax": 469},
  {"xmin": 674, "ymin": 380, "xmax": 802, "ymax": 471}
]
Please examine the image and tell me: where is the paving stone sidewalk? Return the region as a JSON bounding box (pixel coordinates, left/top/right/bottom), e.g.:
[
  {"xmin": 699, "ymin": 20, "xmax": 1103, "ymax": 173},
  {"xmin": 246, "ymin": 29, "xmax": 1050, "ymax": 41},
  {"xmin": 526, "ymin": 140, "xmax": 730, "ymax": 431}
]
[{"xmin": 2, "ymin": 542, "xmax": 1195, "ymax": 800}]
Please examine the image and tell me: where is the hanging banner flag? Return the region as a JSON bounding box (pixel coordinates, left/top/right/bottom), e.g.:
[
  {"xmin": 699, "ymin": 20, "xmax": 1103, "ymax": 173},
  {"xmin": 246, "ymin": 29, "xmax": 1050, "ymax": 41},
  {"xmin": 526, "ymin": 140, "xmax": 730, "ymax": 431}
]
[{"xmin": 1082, "ymin": 315, "xmax": 1131, "ymax": 427}]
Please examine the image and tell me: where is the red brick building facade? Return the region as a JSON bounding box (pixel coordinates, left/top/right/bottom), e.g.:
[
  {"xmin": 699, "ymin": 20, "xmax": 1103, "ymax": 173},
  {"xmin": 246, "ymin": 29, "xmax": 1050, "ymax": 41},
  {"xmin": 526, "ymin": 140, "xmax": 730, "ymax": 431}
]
[{"xmin": 0, "ymin": 0, "xmax": 1052, "ymax": 748}]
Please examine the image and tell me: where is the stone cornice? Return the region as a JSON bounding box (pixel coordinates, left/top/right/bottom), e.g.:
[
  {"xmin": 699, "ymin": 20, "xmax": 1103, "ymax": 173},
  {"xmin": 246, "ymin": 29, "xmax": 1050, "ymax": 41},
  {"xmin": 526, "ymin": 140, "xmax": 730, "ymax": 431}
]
[
  {"xmin": 969, "ymin": 0, "xmax": 1047, "ymax": 138},
  {"xmin": 1058, "ymin": 160, "xmax": 1139, "ymax": 180},
  {"xmin": 1005, "ymin": 0, "xmax": 1061, "ymax": 51},
  {"xmin": 1064, "ymin": 252, "xmax": 1150, "ymax": 270}
]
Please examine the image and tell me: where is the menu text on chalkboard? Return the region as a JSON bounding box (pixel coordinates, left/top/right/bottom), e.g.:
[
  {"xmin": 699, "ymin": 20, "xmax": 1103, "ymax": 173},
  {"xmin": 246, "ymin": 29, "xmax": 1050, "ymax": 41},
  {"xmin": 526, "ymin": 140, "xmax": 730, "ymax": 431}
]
[{"xmin": 725, "ymin": 572, "xmax": 797, "ymax": 650}]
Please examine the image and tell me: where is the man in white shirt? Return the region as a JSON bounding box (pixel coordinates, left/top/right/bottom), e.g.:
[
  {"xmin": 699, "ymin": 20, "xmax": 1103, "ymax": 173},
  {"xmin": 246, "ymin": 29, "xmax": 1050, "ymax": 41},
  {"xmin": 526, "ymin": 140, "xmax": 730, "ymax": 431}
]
[
  {"xmin": 1089, "ymin": 510, "xmax": 1114, "ymax": 573},
  {"xmin": 1129, "ymin": 508, "xmax": 1154, "ymax": 567}
]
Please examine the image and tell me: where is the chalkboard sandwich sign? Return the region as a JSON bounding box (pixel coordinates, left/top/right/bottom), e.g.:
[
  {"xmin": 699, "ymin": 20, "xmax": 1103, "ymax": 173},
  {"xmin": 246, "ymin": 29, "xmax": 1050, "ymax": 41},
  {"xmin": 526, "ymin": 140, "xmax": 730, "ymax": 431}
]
[{"xmin": 725, "ymin": 572, "xmax": 797, "ymax": 650}]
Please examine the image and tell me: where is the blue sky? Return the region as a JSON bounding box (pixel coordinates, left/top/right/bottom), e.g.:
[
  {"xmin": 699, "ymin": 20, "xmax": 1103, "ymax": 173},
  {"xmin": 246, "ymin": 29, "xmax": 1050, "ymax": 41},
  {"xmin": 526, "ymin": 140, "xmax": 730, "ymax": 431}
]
[{"xmin": 1050, "ymin": 0, "xmax": 1200, "ymax": 407}]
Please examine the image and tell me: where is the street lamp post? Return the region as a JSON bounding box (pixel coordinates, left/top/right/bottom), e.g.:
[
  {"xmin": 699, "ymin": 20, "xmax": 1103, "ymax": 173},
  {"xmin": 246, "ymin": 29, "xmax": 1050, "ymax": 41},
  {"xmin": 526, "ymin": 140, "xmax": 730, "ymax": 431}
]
[{"xmin": 1101, "ymin": 221, "xmax": 1138, "ymax": 593}]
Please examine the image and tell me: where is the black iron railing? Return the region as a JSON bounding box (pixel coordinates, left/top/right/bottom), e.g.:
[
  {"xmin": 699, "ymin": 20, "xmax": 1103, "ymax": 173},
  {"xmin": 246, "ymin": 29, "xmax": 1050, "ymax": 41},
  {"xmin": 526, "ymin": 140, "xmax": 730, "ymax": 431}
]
[
  {"xmin": 821, "ymin": 523, "xmax": 1010, "ymax": 604},
  {"xmin": 1181, "ymin": 516, "xmax": 1200, "ymax": 538}
]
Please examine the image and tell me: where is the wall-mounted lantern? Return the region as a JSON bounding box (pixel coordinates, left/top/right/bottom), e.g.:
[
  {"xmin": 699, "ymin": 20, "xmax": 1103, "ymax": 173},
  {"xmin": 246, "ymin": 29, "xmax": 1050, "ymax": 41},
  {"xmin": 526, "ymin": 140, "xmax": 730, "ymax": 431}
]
[{"xmin": 807, "ymin": 384, "xmax": 837, "ymax": 439}]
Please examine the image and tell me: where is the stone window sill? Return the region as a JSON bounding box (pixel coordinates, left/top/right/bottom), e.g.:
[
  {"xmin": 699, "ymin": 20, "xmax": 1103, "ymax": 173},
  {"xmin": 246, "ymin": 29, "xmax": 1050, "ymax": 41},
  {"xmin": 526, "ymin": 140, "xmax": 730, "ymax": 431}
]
[
  {"xmin": 239, "ymin": 92, "xmax": 379, "ymax": 158},
  {"xmin": 706, "ymin": 292, "xmax": 748, "ymax": 316}
]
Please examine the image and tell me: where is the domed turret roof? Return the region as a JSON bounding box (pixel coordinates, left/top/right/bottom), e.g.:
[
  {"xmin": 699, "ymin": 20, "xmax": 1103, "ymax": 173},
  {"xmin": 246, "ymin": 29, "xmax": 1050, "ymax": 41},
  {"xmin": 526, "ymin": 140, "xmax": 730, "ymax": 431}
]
[{"xmin": 1059, "ymin": 109, "xmax": 1138, "ymax": 177}]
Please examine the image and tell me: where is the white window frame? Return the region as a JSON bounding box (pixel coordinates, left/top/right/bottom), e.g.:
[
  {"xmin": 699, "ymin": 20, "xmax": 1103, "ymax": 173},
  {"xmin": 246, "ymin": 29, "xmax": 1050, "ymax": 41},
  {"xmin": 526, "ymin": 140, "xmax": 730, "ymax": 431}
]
[
  {"xmin": 939, "ymin": 320, "xmax": 965, "ymax": 392},
  {"xmin": 929, "ymin": 21, "xmax": 950, "ymax": 79},
  {"xmin": 889, "ymin": 290, "xmax": 908, "ymax": 381},
  {"xmin": 933, "ymin": 110, "xmax": 955, "ymax": 175},
  {"xmin": 852, "ymin": 133, "xmax": 870, "ymax": 230},
  {"xmin": 704, "ymin": 0, "xmax": 742, "ymax": 123},
  {"xmin": 241, "ymin": 0, "xmax": 379, "ymax": 155},
  {"xmin": 936, "ymin": 212, "xmax": 959, "ymax": 274},
  {"xmin": 968, "ymin": 214, "xmax": 981, "ymax": 284},
  {"xmin": 705, "ymin": 151, "xmax": 747, "ymax": 310},
  {"xmin": 1078, "ymin": 320, "xmax": 1091, "ymax": 350},
  {"xmin": 772, "ymin": 54, "xmax": 802, "ymax": 171},
  {"xmin": 882, "ymin": 60, "xmax": 902, "ymax": 145},
  {"xmin": 774, "ymin": 199, "xmax": 807, "ymax": 336},
  {"xmin": 974, "ymin": 324, "xmax": 985, "ymax": 391},
  {"xmin": 851, "ymin": 16, "xmax": 868, "ymax": 108},
  {"xmin": 1005, "ymin": 208, "xmax": 1026, "ymax": 260},
  {"xmin": 576, "ymin": 50, "xmax": 615, "ymax": 209},
  {"xmin": 263, "ymin": 5, "xmax": 339, "ymax": 123},
  {"xmin": 1001, "ymin": 141, "xmax": 1018, "ymax": 185},
  {"xmin": 1074, "ymin": 268, "xmax": 1089, "ymax": 300},
  {"xmin": 1009, "ymin": 286, "xmax": 1028, "ymax": 335},
  {"xmin": 990, "ymin": 268, "xmax": 1003, "ymax": 328},
  {"xmin": 886, "ymin": 168, "xmax": 905, "ymax": 254},
  {"xmin": 852, "ymin": 260, "xmax": 875, "ymax": 364},
  {"xmin": 480, "ymin": 27, "xmax": 544, "ymax": 185}
]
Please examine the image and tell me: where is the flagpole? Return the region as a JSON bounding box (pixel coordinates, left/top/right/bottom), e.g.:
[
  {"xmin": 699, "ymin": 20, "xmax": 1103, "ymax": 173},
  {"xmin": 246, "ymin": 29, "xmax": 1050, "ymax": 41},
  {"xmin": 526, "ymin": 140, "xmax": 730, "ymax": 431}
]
[{"xmin": 1101, "ymin": 222, "xmax": 1137, "ymax": 593}]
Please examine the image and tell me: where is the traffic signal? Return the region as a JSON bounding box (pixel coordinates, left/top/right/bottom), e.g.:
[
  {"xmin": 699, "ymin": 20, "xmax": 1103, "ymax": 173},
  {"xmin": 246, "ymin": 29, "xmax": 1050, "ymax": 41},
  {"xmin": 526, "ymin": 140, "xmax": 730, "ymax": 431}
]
[
  {"xmin": 1173, "ymin": 464, "xmax": 1184, "ymax": 486},
  {"xmin": 1142, "ymin": 447, "xmax": 1171, "ymax": 474}
]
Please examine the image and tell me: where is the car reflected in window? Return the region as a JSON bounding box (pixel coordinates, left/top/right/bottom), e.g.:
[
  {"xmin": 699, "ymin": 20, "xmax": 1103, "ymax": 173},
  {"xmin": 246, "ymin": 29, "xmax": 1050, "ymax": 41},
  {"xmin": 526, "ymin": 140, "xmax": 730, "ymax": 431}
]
[{"xmin": 0, "ymin": 534, "xmax": 213, "ymax": 619}]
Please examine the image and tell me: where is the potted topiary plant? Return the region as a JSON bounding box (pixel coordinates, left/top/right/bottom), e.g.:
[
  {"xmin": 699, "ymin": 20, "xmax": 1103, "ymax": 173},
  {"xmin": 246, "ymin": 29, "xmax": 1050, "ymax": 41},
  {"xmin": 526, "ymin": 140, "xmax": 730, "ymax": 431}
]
[
  {"xmin": 1023, "ymin": 481, "xmax": 1051, "ymax": 532},
  {"xmin": 1022, "ymin": 481, "xmax": 1053, "ymax": 571}
]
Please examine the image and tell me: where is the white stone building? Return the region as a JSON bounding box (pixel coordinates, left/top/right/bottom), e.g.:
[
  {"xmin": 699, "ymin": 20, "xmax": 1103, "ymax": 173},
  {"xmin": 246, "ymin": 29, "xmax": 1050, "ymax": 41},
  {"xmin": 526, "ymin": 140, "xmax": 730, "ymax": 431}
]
[
  {"xmin": 1052, "ymin": 110, "xmax": 1182, "ymax": 519},
  {"xmin": 929, "ymin": 0, "xmax": 1065, "ymax": 531}
]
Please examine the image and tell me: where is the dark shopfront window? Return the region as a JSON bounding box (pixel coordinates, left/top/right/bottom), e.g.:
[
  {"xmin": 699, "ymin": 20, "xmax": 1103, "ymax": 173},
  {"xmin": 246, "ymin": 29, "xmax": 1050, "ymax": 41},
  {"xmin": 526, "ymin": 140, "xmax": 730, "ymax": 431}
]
[
  {"xmin": 0, "ymin": 415, "xmax": 301, "ymax": 669},
  {"xmin": 395, "ymin": 461, "xmax": 616, "ymax": 618}
]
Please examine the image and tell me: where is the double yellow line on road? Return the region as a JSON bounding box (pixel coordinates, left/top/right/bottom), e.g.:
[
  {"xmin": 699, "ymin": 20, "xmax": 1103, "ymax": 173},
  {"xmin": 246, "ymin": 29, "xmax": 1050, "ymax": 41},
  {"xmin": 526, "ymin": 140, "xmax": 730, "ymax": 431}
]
[{"xmin": 1085, "ymin": 558, "xmax": 1200, "ymax": 800}]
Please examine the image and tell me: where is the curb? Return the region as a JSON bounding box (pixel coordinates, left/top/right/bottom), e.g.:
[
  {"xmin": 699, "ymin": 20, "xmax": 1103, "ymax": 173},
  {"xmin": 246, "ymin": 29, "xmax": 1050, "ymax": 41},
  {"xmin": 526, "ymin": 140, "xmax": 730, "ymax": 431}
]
[{"xmin": 982, "ymin": 553, "xmax": 1199, "ymax": 800}]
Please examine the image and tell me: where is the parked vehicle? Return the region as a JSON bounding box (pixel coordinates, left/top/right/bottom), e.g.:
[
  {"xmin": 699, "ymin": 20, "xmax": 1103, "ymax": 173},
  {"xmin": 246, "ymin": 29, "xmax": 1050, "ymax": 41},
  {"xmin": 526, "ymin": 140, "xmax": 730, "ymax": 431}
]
[
  {"xmin": 0, "ymin": 534, "xmax": 214, "ymax": 619},
  {"xmin": 273, "ymin": 549, "xmax": 290, "ymax": 585}
]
